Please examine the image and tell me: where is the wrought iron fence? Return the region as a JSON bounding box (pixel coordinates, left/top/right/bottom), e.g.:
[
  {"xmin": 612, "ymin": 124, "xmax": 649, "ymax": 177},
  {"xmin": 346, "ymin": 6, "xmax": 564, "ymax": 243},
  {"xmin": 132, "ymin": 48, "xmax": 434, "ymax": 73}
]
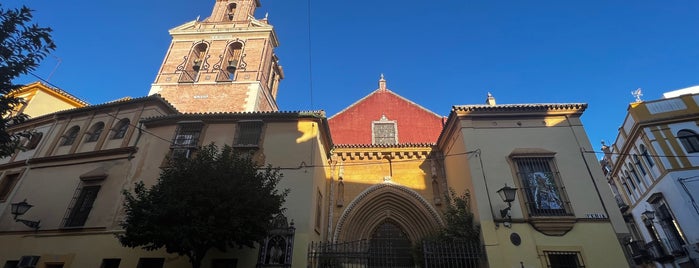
[
  {"xmin": 307, "ymin": 240, "xmax": 370, "ymax": 268},
  {"xmin": 308, "ymin": 239, "xmax": 485, "ymax": 268},
  {"xmin": 422, "ymin": 240, "xmax": 484, "ymax": 268}
]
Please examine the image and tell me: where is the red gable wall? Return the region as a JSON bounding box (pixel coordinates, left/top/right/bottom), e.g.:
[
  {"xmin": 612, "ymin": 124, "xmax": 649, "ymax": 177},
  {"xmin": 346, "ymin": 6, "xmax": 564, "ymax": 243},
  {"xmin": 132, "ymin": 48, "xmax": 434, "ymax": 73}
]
[{"xmin": 329, "ymin": 89, "xmax": 444, "ymax": 145}]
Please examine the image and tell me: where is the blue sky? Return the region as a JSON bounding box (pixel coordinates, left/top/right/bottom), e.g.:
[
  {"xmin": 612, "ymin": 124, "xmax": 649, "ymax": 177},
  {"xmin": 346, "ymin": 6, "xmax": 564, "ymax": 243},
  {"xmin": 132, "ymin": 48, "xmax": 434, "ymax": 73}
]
[{"xmin": 7, "ymin": 0, "xmax": 699, "ymax": 155}]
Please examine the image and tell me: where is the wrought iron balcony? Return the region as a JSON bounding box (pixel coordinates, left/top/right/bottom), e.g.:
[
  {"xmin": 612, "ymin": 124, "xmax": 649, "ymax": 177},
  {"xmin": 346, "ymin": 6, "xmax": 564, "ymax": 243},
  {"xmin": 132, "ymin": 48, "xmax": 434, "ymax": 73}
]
[
  {"xmin": 614, "ymin": 195, "xmax": 629, "ymax": 211},
  {"xmin": 626, "ymin": 240, "xmax": 650, "ymax": 264},
  {"xmin": 645, "ymin": 240, "xmax": 674, "ymax": 262}
]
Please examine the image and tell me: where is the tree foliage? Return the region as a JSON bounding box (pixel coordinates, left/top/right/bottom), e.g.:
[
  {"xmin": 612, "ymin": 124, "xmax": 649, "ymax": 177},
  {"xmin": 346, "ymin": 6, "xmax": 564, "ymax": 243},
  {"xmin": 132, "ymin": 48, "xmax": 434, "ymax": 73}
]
[
  {"xmin": 0, "ymin": 4, "xmax": 55, "ymax": 157},
  {"xmin": 117, "ymin": 144, "xmax": 289, "ymax": 268},
  {"xmin": 413, "ymin": 189, "xmax": 481, "ymax": 266},
  {"xmin": 439, "ymin": 189, "xmax": 480, "ymax": 242}
]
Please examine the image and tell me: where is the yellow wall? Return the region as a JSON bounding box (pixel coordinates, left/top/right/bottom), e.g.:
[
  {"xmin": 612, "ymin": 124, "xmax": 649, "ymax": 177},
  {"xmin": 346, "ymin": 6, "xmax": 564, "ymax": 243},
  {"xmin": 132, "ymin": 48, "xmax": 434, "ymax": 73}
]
[{"xmin": 441, "ymin": 109, "xmax": 630, "ymax": 268}]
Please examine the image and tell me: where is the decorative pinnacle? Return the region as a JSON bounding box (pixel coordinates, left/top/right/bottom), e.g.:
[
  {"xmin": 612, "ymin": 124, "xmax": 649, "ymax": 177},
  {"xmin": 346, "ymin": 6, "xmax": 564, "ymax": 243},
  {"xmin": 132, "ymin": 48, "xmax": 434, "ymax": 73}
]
[
  {"xmin": 379, "ymin": 74, "xmax": 387, "ymax": 91},
  {"xmin": 632, "ymin": 88, "xmax": 643, "ymax": 103}
]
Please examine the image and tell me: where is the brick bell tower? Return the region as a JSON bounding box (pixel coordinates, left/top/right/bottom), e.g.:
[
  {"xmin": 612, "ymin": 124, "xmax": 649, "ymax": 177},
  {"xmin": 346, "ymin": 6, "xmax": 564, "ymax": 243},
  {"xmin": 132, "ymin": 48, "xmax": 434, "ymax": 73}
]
[{"xmin": 148, "ymin": 0, "xmax": 284, "ymax": 113}]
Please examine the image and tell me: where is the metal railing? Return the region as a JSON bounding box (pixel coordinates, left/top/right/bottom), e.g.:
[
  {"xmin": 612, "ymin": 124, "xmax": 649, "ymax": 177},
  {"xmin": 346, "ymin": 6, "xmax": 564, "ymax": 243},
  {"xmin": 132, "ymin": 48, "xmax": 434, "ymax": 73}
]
[
  {"xmin": 645, "ymin": 240, "xmax": 673, "ymax": 262},
  {"xmin": 308, "ymin": 240, "xmax": 371, "ymax": 268},
  {"xmin": 422, "ymin": 240, "xmax": 484, "ymax": 268},
  {"xmin": 307, "ymin": 240, "xmax": 485, "ymax": 268},
  {"xmin": 626, "ymin": 240, "xmax": 649, "ymax": 263}
]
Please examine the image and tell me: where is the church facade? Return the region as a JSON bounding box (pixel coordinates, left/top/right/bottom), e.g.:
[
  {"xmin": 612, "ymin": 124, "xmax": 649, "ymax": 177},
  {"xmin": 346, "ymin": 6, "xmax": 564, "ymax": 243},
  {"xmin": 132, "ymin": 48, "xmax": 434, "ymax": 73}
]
[{"xmin": 0, "ymin": 0, "xmax": 630, "ymax": 267}]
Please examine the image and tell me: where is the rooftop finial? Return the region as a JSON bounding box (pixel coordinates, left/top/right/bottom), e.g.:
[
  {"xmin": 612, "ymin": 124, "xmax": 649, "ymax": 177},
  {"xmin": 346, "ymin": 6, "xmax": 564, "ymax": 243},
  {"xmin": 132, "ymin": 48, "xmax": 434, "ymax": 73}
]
[
  {"xmin": 486, "ymin": 92, "xmax": 496, "ymax": 106},
  {"xmin": 632, "ymin": 88, "xmax": 643, "ymax": 103},
  {"xmin": 379, "ymin": 74, "xmax": 387, "ymax": 91}
]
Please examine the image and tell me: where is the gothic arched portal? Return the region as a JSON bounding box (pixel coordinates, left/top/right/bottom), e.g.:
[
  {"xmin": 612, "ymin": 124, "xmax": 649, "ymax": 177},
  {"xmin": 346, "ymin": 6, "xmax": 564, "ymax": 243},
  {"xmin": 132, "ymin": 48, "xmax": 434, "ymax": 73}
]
[
  {"xmin": 333, "ymin": 182, "xmax": 443, "ymax": 242},
  {"xmin": 368, "ymin": 220, "xmax": 415, "ymax": 267}
]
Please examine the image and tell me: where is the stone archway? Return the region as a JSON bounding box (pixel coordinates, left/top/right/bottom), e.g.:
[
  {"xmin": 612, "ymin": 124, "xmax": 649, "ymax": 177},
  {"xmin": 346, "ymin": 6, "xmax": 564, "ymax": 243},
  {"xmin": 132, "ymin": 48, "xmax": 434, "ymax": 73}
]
[{"xmin": 333, "ymin": 182, "xmax": 443, "ymax": 243}]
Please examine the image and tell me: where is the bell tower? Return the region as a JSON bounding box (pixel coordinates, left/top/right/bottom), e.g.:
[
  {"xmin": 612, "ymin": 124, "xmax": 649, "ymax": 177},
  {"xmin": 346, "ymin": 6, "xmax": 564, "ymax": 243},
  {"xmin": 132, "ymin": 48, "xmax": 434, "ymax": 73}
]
[{"xmin": 149, "ymin": 0, "xmax": 284, "ymax": 113}]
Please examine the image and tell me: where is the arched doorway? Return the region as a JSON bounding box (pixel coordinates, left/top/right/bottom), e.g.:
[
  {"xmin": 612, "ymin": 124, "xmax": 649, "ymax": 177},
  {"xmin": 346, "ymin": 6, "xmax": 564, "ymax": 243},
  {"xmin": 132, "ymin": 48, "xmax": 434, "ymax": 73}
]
[
  {"xmin": 334, "ymin": 182, "xmax": 443, "ymax": 242},
  {"xmin": 369, "ymin": 220, "xmax": 414, "ymax": 267}
]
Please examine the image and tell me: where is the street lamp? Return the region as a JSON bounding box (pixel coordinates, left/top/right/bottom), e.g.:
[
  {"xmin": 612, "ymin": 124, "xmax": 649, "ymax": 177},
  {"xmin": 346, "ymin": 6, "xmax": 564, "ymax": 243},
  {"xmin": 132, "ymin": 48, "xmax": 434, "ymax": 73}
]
[
  {"xmin": 10, "ymin": 199, "xmax": 40, "ymax": 231},
  {"xmin": 497, "ymin": 184, "xmax": 518, "ymax": 227}
]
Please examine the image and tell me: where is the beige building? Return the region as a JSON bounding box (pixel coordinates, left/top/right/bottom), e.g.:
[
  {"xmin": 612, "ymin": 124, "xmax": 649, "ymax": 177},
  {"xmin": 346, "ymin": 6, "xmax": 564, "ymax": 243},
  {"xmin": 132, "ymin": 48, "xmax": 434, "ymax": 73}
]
[
  {"xmin": 0, "ymin": 94, "xmax": 332, "ymax": 267},
  {"xmin": 438, "ymin": 101, "xmax": 630, "ymax": 268},
  {"xmin": 602, "ymin": 88, "xmax": 699, "ymax": 268},
  {"xmin": 0, "ymin": 0, "xmax": 633, "ymax": 267},
  {"xmin": 7, "ymin": 82, "xmax": 88, "ymax": 119}
]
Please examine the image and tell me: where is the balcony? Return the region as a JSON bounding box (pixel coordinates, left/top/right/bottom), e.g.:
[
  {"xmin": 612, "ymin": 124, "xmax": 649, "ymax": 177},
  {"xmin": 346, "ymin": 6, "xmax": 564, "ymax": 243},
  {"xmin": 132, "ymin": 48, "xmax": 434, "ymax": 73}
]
[
  {"xmin": 614, "ymin": 195, "xmax": 629, "ymax": 212},
  {"xmin": 645, "ymin": 240, "xmax": 674, "ymax": 263},
  {"xmin": 626, "ymin": 240, "xmax": 650, "ymax": 264}
]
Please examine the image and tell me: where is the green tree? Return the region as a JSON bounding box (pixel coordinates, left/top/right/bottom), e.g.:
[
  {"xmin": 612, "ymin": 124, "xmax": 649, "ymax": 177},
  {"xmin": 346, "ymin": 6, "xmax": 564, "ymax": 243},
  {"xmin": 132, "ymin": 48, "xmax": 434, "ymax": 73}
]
[
  {"xmin": 414, "ymin": 189, "xmax": 481, "ymax": 266},
  {"xmin": 439, "ymin": 189, "xmax": 480, "ymax": 242},
  {"xmin": 0, "ymin": 4, "xmax": 56, "ymax": 157},
  {"xmin": 117, "ymin": 144, "xmax": 289, "ymax": 268}
]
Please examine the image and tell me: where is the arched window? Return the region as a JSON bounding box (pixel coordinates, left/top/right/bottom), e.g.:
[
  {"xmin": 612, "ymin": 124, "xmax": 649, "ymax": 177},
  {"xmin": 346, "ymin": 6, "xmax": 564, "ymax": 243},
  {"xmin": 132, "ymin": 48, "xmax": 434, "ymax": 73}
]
[
  {"xmin": 191, "ymin": 43, "xmax": 207, "ymax": 72},
  {"xmin": 678, "ymin": 129, "xmax": 699, "ymax": 153},
  {"xmin": 226, "ymin": 3, "xmax": 237, "ymax": 21},
  {"xmin": 181, "ymin": 43, "xmax": 208, "ymax": 83},
  {"xmin": 61, "ymin": 126, "xmax": 81, "ymax": 146},
  {"xmin": 112, "ymin": 119, "xmax": 130, "ymax": 139},
  {"xmin": 86, "ymin": 122, "xmax": 105, "ymax": 142},
  {"xmin": 633, "ymin": 154, "xmax": 646, "ymax": 176},
  {"xmin": 225, "ymin": 42, "xmax": 243, "ymax": 80},
  {"xmin": 640, "ymin": 144, "xmax": 654, "ymax": 167},
  {"xmin": 624, "ymin": 171, "xmax": 636, "ymax": 191},
  {"xmin": 369, "ymin": 221, "xmax": 414, "ymax": 267},
  {"xmin": 627, "ymin": 163, "xmax": 641, "ymax": 186}
]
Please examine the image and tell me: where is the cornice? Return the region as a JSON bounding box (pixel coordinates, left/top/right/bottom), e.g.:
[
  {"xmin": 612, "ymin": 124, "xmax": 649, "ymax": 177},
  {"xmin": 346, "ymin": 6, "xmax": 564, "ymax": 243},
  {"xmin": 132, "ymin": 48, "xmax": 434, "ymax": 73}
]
[
  {"xmin": 0, "ymin": 147, "xmax": 138, "ymax": 170},
  {"xmin": 452, "ymin": 103, "xmax": 587, "ymax": 117},
  {"xmin": 333, "ymin": 145, "xmax": 436, "ymax": 161}
]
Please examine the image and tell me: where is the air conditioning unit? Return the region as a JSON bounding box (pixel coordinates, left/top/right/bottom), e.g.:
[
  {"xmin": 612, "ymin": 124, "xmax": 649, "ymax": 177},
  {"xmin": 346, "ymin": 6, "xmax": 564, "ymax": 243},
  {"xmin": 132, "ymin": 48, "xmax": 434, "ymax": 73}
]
[{"xmin": 17, "ymin": 256, "xmax": 39, "ymax": 268}]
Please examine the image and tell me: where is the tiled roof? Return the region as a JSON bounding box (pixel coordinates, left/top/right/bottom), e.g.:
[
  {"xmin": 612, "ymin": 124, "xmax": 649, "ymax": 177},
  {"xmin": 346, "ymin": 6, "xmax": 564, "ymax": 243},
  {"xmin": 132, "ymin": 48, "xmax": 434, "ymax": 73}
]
[
  {"xmin": 21, "ymin": 94, "xmax": 179, "ymax": 123},
  {"xmin": 453, "ymin": 103, "xmax": 587, "ymax": 112},
  {"xmin": 334, "ymin": 143, "xmax": 436, "ymax": 149},
  {"xmin": 20, "ymin": 81, "xmax": 90, "ymax": 106},
  {"xmin": 141, "ymin": 110, "xmax": 327, "ymax": 123}
]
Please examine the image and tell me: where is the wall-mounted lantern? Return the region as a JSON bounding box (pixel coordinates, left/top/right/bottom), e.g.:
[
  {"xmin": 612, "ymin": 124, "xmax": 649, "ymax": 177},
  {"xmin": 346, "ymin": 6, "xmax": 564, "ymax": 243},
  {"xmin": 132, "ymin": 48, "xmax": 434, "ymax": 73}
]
[{"xmin": 10, "ymin": 199, "xmax": 40, "ymax": 231}]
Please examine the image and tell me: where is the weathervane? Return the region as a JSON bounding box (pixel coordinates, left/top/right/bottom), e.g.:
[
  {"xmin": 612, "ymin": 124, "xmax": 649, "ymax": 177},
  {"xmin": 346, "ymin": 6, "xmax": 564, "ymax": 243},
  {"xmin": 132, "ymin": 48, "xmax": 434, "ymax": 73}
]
[{"xmin": 631, "ymin": 88, "xmax": 643, "ymax": 103}]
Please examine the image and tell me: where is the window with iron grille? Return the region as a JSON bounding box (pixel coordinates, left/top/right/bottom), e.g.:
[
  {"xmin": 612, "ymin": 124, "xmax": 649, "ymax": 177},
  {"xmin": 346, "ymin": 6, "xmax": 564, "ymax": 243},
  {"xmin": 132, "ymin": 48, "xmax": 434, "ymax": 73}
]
[
  {"xmin": 64, "ymin": 185, "xmax": 101, "ymax": 227},
  {"xmin": 173, "ymin": 123, "xmax": 203, "ymax": 148},
  {"xmin": 169, "ymin": 123, "xmax": 203, "ymax": 160},
  {"xmin": 513, "ymin": 157, "xmax": 572, "ymax": 217},
  {"xmin": 543, "ymin": 251, "xmax": 585, "ymax": 268},
  {"xmin": 234, "ymin": 121, "xmax": 263, "ymax": 147},
  {"xmin": 372, "ymin": 115, "xmax": 397, "ymax": 145}
]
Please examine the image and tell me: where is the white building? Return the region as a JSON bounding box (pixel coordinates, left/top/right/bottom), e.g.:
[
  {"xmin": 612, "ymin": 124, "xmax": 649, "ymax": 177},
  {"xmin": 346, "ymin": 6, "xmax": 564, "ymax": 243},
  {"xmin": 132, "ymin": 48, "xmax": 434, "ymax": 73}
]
[{"xmin": 602, "ymin": 87, "xmax": 699, "ymax": 267}]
